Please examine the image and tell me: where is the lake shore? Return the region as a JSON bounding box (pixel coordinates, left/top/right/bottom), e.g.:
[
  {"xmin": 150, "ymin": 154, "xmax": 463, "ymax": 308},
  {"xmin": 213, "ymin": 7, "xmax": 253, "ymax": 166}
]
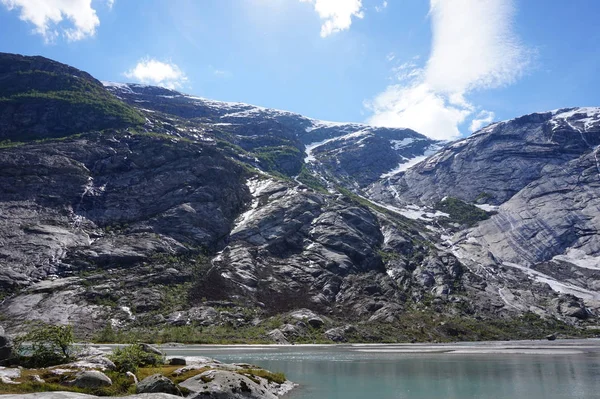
[{"xmin": 92, "ymin": 337, "xmax": 600, "ymax": 356}]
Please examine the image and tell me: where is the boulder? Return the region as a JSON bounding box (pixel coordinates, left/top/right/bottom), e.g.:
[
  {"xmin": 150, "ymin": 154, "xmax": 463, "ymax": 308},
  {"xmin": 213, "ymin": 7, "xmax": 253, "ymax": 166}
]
[
  {"xmin": 267, "ymin": 329, "xmax": 290, "ymax": 345},
  {"xmin": 136, "ymin": 373, "xmax": 180, "ymax": 395},
  {"xmin": 289, "ymin": 309, "xmax": 325, "ymax": 328},
  {"xmin": 63, "ymin": 355, "xmax": 116, "ymax": 371},
  {"xmin": 280, "ymin": 323, "xmax": 303, "ymax": 337},
  {"xmin": 324, "ymin": 325, "xmax": 357, "ymax": 342},
  {"xmin": 140, "ymin": 343, "xmax": 164, "ymax": 356},
  {"xmin": 0, "ymin": 367, "xmax": 21, "ymax": 384},
  {"xmin": 69, "ymin": 370, "xmax": 112, "ymax": 388},
  {"xmin": 126, "ymin": 371, "xmax": 138, "ymax": 384},
  {"xmin": 30, "ymin": 374, "xmax": 45, "ymax": 383},
  {"xmin": 169, "ymin": 357, "xmax": 187, "ymax": 366},
  {"xmin": 567, "ymin": 307, "xmax": 589, "ymax": 320},
  {"xmin": 179, "ymin": 369, "xmax": 277, "ymax": 399}
]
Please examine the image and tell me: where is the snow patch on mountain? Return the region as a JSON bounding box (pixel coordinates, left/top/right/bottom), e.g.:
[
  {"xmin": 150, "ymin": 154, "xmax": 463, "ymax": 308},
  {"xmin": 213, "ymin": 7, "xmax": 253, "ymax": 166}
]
[
  {"xmin": 502, "ymin": 262, "xmax": 600, "ymax": 301},
  {"xmin": 231, "ymin": 178, "xmax": 276, "ymax": 233},
  {"xmin": 304, "ymin": 129, "xmax": 373, "ymax": 162},
  {"xmin": 380, "ymin": 143, "xmax": 444, "ymax": 179},
  {"xmin": 552, "ymin": 248, "xmax": 600, "ymax": 271},
  {"xmin": 305, "ymin": 119, "xmax": 367, "ymax": 133},
  {"xmin": 549, "ymin": 107, "xmax": 600, "ymax": 133}
]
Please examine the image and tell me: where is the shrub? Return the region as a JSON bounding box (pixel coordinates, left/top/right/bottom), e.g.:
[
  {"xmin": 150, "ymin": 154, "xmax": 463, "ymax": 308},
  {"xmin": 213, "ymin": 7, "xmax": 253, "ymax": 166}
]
[
  {"xmin": 14, "ymin": 324, "xmax": 75, "ymax": 367},
  {"xmin": 109, "ymin": 344, "xmax": 164, "ymax": 374}
]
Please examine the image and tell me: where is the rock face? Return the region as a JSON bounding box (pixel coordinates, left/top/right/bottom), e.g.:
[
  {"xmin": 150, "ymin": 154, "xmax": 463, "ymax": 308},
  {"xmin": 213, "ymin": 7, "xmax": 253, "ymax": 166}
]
[{"xmin": 0, "ymin": 53, "xmax": 599, "ymax": 340}]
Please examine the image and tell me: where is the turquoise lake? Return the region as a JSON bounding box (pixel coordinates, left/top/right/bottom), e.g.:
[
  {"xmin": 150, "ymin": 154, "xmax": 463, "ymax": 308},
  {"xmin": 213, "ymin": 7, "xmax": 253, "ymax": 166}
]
[{"xmin": 157, "ymin": 340, "xmax": 600, "ymax": 399}]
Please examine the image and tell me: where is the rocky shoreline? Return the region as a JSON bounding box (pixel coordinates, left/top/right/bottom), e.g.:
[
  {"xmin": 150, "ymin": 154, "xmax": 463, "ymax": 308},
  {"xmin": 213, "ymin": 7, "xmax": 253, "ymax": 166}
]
[{"xmin": 0, "ymin": 341, "xmax": 295, "ymax": 399}]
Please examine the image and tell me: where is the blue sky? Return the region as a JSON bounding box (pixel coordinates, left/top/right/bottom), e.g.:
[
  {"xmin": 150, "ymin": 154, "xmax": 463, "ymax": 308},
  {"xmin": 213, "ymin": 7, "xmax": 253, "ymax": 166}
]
[{"xmin": 0, "ymin": 0, "xmax": 598, "ymax": 140}]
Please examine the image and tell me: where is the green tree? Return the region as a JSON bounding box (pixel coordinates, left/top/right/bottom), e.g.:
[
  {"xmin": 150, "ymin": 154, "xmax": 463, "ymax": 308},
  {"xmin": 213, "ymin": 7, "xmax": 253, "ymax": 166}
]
[{"xmin": 14, "ymin": 323, "xmax": 75, "ymax": 367}]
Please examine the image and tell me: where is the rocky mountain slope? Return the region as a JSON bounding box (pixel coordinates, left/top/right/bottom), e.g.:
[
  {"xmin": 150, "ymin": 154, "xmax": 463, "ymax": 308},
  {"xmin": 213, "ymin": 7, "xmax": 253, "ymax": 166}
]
[{"xmin": 0, "ymin": 53, "xmax": 598, "ymax": 342}]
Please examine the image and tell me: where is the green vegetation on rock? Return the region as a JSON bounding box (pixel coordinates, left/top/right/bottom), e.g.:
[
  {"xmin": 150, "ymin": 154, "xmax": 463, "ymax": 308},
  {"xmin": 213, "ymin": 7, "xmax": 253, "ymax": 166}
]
[
  {"xmin": 296, "ymin": 166, "xmax": 329, "ymax": 193},
  {"xmin": 0, "ymin": 55, "xmax": 144, "ymax": 141},
  {"xmin": 254, "ymin": 145, "xmax": 303, "ymax": 177},
  {"xmin": 435, "ymin": 197, "xmax": 492, "ymax": 227}
]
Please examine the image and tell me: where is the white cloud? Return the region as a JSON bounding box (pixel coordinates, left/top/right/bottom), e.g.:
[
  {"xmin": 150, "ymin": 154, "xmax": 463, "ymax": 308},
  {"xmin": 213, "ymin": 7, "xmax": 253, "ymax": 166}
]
[
  {"xmin": 300, "ymin": 0, "xmax": 364, "ymax": 37},
  {"xmin": 124, "ymin": 58, "xmax": 188, "ymax": 89},
  {"xmin": 107, "ymin": 0, "xmax": 114, "ymax": 10},
  {"xmin": 1, "ymin": 0, "xmax": 100, "ymax": 42},
  {"xmin": 365, "ymin": 82, "xmax": 471, "ymax": 140},
  {"xmin": 391, "ymin": 61, "xmax": 422, "ymax": 82},
  {"xmin": 470, "ymin": 110, "xmax": 495, "ymax": 132},
  {"xmin": 375, "ymin": 1, "xmax": 387, "ymax": 12},
  {"xmin": 366, "ymin": 0, "xmax": 530, "ymax": 140}
]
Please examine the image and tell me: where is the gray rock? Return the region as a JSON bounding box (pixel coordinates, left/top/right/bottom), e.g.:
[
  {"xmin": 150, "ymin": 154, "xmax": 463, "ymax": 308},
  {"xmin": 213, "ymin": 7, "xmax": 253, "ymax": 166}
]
[
  {"xmin": 289, "ymin": 309, "xmax": 325, "ymax": 328},
  {"xmin": 30, "ymin": 374, "xmax": 45, "ymax": 383},
  {"xmin": 168, "ymin": 357, "xmax": 186, "ymax": 366},
  {"xmin": 279, "ymin": 324, "xmax": 303, "ymax": 337},
  {"xmin": 62, "ymin": 356, "xmax": 116, "ymax": 371},
  {"xmin": 68, "ymin": 370, "xmax": 112, "ymax": 388},
  {"xmin": 136, "ymin": 373, "xmax": 180, "ymax": 395},
  {"xmin": 179, "ymin": 369, "xmax": 277, "ymax": 399},
  {"xmin": 126, "ymin": 371, "xmax": 138, "ymax": 384},
  {"xmin": 324, "ymin": 325, "xmax": 357, "ymax": 342},
  {"xmin": 267, "ymin": 329, "xmax": 290, "ymax": 345},
  {"xmin": 140, "ymin": 343, "xmax": 164, "ymax": 356},
  {"xmin": 0, "ymin": 367, "xmax": 21, "ymax": 384}
]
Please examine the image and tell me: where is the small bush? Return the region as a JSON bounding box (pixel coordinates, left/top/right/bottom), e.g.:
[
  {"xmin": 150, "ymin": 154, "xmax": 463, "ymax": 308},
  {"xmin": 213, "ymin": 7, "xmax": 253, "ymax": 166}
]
[
  {"xmin": 14, "ymin": 324, "xmax": 75, "ymax": 368},
  {"xmin": 109, "ymin": 344, "xmax": 164, "ymax": 374}
]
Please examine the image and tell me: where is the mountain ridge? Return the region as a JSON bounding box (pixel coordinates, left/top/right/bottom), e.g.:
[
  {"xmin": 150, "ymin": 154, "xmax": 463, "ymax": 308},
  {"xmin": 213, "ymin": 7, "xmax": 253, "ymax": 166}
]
[{"xmin": 0, "ymin": 53, "xmax": 598, "ymax": 343}]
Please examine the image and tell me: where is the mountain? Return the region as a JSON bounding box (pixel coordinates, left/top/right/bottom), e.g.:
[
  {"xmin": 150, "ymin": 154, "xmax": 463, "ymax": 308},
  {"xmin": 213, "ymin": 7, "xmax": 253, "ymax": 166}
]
[
  {"xmin": 0, "ymin": 53, "xmax": 598, "ymax": 342},
  {"xmin": 0, "ymin": 53, "xmax": 144, "ymax": 141}
]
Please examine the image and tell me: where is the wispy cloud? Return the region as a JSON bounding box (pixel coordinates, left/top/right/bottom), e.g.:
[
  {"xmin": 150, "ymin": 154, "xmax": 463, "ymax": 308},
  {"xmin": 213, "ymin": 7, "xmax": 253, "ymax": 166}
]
[
  {"xmin": 107, "ymin": 0, "xmax": 115, "ymax": 10},
  {"xmin": 375, "ymin": 1, "xmax": 387, "ymax": 13},
  {"xmin": 366, "ymin": 0, "xmax": 530, "ymax": 140},
  {"xmin": 300, "ymin": 0, "xmax": 364, "ymax": 37},
  {"xmin": 210, "ymin": 66, "xmax": 231, "ymax": 78},
  {"xmin": 124, "ymin": 58, "xmax": 188, "ymax": 89},
  {"xmin": 470, "ymin": 110, "xmax": 495, "ymax": 132},
  {"xmin": 1, "ymin": 0, "xmax": 101, "ymax": 42}
]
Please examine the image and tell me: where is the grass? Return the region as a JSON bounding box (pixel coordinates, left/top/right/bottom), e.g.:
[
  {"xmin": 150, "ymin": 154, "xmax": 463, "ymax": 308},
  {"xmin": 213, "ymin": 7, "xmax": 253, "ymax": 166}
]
[
  {"xmin": 237, "ymin": 369, "xmax": 287, "ymax": 385},
  {"xmin": 92, "ymin": 324, "xmax": 276, "ymax": 345},
  {"xmin": 0, "ymin": 365, "xmax": 214, "ymax": 396},
  {"xmin": 85, "ymin": 303, "xmax": 600, "ymax": 346},
  {"xmin": 0, "ymin": 139, "xmax": 25, "ymax": 149}
]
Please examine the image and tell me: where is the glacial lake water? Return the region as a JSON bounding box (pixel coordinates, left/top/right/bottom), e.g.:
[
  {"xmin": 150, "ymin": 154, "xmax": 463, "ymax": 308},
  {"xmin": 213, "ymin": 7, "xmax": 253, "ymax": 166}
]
[{"xmin": 148, "ymin": 339, "xmax": 600, "ymax": 399}]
